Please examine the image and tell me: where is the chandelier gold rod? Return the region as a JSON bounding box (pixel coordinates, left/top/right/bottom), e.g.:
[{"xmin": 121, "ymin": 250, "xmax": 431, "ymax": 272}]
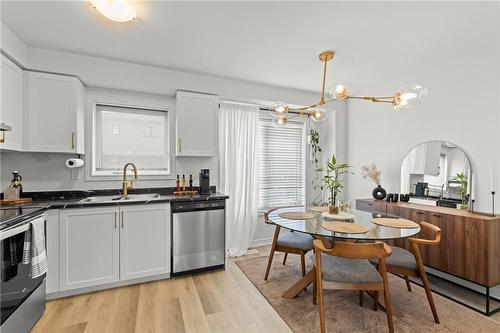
[
  {"xmin": 319, "ymin": 58, "xmax": 328, "ymax": 105},
  {"xmin": 284, "ymin": 95, "xmax": 395, "ymax": 114}
]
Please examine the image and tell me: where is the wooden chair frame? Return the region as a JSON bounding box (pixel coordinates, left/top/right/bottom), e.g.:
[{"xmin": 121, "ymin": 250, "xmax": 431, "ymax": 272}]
[
  {"xmin": 386, "ymin": 221, "xmax": 441, "ymax": 324},
  {"xmin": 263, "ymin": 208, "xmax": 312, "ymax": 281},
  {"xmin": 312, "ymin": 240, "xmax": 394, "ymax": 333}
]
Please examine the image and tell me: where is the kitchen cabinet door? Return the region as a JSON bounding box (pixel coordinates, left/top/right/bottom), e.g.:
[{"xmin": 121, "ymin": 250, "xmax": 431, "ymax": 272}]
[
  {"xmin": 0, "ymin": 55, "xmax": 24, "ymax": 150},
  {"xmin": 46, "ymin": 209, "xmax": 60, "ymax": 294},
  {"xmin": 27, "ymin": 72, "xmax": 84, "ymax": 153},
  {"xmin": 59, "ymin": 207, "xmax": 119, "ymax": 291},
  {"xmin": 119, "ymin": 204, "xmax": 170, "ymax": 281},
  {"xmin": 176, "ymin": 91, "xmax": 219, "ymax": 156}
]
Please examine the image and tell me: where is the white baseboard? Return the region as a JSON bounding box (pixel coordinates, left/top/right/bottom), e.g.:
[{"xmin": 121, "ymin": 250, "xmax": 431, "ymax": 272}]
[{"xmin": 251, "ymin": 237, "xmax": 273, "ymax": 248}]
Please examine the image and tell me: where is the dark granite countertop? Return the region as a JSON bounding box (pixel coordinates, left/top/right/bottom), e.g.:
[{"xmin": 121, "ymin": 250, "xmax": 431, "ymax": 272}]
[{"xmin": 14, "ymin": 187, "xmax": 229, "ymax": 210}]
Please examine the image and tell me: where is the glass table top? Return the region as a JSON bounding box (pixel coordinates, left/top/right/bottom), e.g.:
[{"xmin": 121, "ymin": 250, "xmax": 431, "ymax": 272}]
[{"xmin": 268, "ymin": 206, "xmax": 421, "ymax": 241}]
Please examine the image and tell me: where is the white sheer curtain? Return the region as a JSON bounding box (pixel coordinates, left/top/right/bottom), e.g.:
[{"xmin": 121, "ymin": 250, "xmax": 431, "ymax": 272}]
[{"xmin": 219, "ymin": 101, "xmax": 260, "ymax": 257}]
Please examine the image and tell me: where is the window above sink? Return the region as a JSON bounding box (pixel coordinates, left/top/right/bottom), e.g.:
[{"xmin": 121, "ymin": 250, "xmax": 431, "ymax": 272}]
[{"xmin": 85, "ymin": 89, "xmax": 175, "ymax": 181}]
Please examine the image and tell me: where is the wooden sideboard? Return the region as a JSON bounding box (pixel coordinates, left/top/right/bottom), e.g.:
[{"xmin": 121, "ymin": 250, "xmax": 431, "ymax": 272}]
[{"xmin": 356, "ymin": 198, "xmax": 500, "ymax": 287}]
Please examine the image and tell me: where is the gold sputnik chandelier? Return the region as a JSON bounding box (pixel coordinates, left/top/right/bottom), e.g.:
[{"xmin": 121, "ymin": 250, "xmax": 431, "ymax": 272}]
[{"xmin": 270, "ymin": 50, "xmax": 428, "ymax": 126}]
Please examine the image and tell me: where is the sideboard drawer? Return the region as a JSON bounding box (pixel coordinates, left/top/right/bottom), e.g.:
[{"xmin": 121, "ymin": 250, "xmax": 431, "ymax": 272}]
[{"xmin": 356, "ymin": 199, "xmax": 387, "ymax": 214}]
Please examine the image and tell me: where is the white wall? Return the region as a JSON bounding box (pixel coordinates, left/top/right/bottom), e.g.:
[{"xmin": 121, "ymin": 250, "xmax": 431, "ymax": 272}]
[{"xmin": 344, "ymin": 7, "xmax": 499, "ymax": 214}]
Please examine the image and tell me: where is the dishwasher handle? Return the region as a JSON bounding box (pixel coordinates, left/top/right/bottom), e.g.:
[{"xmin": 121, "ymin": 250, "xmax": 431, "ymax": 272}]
[{"xmin": 172, "ymin": 200, "xmax": 225, "ymax": 213}]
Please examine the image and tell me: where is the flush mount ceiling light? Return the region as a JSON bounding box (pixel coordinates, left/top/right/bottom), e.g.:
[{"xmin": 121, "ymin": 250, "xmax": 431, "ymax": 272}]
[
  {"xmin": 270, "ymin": 51, "xmax": 428, "ymax": 124},
  {"xmin": 90, "ymin": 0, "xmax": 137, "ymax": 22}
]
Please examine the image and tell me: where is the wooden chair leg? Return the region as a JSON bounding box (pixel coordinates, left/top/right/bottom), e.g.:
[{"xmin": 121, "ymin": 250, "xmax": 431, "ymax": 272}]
[
  {"xmin": 312, "ymin": 267, "xmax": 317, "ymax": 305},
  {"xmin": 317, "ymin": 274, "xmax": 326, "ymax": 333},
  {"xmin": 404, "ymin": 275, "xmax": 412, "ymax": 292},
  {"xmin": 373, "ymin": 291, "xmax": 379, "ymax": 311},
  {"xmin": 264, "ymin": 249, "xmax": 275, "ymax": 281},
  {"xmin": 418, "ymin": 266, "xmax": 440, "ymax": 323},
  {"xmin": 282, "ymin": 252, "xmax": 288, "ymax": 265},
  {"xmin": 265, "ymin": 226, "xmax": 281, "ymax": 281},
  {"xmin": 380, "ymin": 263, "xmax": 394, "ymax": 333},
  {"xmin": 359, "ymin": 291, "xmax": 364, "ymax": 306},
  {"xmin": 300, "ymin": 252, "xmax": 306, "ymax": 276}
]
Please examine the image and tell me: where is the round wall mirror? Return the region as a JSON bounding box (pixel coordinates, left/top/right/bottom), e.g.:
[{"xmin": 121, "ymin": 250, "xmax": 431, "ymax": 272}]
[{"xmin": 400, "ymin": 141, "xmax": 472, "ymax": 208}]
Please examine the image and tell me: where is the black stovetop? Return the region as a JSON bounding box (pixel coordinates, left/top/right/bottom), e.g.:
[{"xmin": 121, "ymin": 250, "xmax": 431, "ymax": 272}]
[{"xmin": 0, "ymin": 206, "xmax": 46, "ymax": 231}]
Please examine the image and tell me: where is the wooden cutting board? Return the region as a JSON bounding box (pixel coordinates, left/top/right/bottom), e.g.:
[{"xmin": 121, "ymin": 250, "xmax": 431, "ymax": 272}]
[
  {"xmin": 0, "ymin": 198, "xmax": 33, "ymax": 206},
  {"xmin": 371, "ymin": 217, "xmax": 419, "ymax": 229},
  {"xmin": 322, "ymin": 221, "xmax": 369, "ymax": 234},
  {"xmin": 173, "ymin": 190, "xmax": 198, "ymax": 196},
  {"xmin": 279, "ymin": 212, "xmax": 315, "ymax": 220}
]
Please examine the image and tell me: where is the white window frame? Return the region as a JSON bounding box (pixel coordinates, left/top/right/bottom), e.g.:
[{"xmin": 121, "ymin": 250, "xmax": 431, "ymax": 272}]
[
  {"xmin": 85, "ymin": 88, "xmax": 175, "ymax": 181},
  {"xmin": 257, "ymin": 112, "xmax": 307, "ymax": 212}
]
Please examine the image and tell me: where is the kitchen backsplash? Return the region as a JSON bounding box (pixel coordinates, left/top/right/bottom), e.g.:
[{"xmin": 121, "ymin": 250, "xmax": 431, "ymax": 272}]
[{"xmin": 0, "ymin": 151, "xmax": 219, "ymax": 192}]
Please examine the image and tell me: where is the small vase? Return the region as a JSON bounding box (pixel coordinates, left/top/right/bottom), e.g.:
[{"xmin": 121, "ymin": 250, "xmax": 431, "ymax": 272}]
[
  {"xmin": 328, "ymin": 206, "xmax": 339, "ymax": 214},
  {"xmin": 372, "ymin": 185, "xmax": 387, "ymax": 200}
]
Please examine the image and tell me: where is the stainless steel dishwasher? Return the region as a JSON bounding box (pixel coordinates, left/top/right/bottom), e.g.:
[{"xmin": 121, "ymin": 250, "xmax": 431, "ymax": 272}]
[{"xmin": 171, "ymin": 200, "xmax": 225, "ymax": 276}]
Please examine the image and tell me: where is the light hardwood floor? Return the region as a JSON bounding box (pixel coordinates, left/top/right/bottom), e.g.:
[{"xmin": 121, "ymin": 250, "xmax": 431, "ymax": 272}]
[{"xmin": 32, "ymin": 250, "xmax": 291, "ymax": 333}]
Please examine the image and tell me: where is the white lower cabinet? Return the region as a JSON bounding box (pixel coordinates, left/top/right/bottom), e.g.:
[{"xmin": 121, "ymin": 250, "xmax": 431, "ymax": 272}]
[
  {"xmin": 58, "ymin": 203, "xmax": 170, "ymax": 293},
  {"xmin": 59, "ymin": 207, "xmax": 120, "ymax": 291},
  {"xmin": 120, "ymin": 204, "xmax": 170, "ymax": 281}
]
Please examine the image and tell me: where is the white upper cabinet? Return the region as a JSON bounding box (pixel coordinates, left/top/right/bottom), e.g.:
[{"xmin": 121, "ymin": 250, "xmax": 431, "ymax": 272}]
[
  {"xmin": 26, "ymin": 71, "xmax": 84, "ymax": 154},
  {"xmin": 176, "ymin": 91, "xmax": 219, "ymax": 156},
  {"xmin": 0, "ymin": 55, "xmax": 24, "ymax": 150}
]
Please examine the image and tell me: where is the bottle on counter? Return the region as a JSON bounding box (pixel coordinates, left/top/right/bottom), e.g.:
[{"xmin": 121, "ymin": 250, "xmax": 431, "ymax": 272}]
[
  {"xmin": 5, "ymin": 171, "xmax": 23, "ymax": 200},
  {"xmin": 182, "ymin": 174, "xmax": 186, "ymax": 191},
  {"xmin": 189, "ymin": 174, "xmax": 193, "ymax": 190},
  {"xmin": 176, "ymin": 175, "xmax": 180, "ymax": 192}
]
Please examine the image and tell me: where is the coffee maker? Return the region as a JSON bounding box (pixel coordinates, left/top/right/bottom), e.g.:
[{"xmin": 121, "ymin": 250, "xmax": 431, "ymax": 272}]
[{"xmin": 199, "ymin": 169, "xmax": 211, "ymax": 194}]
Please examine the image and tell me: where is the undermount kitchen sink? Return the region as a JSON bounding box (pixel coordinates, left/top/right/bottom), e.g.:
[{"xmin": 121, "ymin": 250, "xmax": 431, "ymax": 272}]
[
  {"xmin": 119, "ymin": 194, "xmax": 161, "ymax": 201},
  {"xmin": 78, "ymin": 193, "xmax": 160, "ymax": 204}
]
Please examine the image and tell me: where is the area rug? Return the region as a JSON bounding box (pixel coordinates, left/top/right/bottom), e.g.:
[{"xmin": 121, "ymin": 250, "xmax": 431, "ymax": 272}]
[{"xmin": 235, "ymin": 252, "xmax": 500, "ymax": 332}]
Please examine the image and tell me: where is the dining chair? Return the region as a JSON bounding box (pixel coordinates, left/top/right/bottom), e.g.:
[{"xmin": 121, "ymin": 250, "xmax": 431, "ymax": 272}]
[
  {"xmin": 370, "ymin": 221, "xmax": 441, "ymax": 324},
  {"xmin": 263, "ymin": 208, "xmax": 314, "ymax": 280},
  {"xmin": 312, "ymin": 239, "xmax": 394, "ymax": 333}
]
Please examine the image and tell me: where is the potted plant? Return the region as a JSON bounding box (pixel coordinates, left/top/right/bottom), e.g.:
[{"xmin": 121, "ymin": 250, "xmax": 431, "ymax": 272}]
[
  {"xmin": 451, "ymin": 172, "xmax": 468, "ymax": 209},
  {"xmin": 319, "ymin": 154, "xmax": 353, "ymax": 214},
  {"xmin": 309, "ymin": 128, "xmax": 324, "ymax": 206}
]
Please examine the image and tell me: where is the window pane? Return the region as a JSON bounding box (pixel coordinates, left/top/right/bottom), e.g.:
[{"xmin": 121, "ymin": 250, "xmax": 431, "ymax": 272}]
[
  {"xmin": 95, "ymin": 105, "xmax": 169, "ymax": 175},
  {"xmin": 258, "ymin": 115, "xmax": 305, "ymax": 211}
]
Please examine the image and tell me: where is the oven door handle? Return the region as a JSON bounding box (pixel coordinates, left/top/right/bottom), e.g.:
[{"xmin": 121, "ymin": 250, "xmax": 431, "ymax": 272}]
[
  {"xmin": 1, "ymin": 223, "xmax": 30, "ymax": 241},
  {"xmin": 0, "ymin": 214, "xmax": 46, "ymax": 241}
]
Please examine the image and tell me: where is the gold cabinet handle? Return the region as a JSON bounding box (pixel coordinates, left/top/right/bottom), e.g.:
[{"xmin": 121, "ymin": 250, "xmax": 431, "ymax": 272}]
[
  {"xmin": 71, "ymin": 132, "xmax": 75, "ymax": 149},
  {"xmin": 0, "ymin": 131, "xmax": 5, "ymax": 144}
]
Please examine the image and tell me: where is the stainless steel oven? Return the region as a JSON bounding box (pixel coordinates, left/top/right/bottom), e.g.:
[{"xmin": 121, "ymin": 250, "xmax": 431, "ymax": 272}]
[{"xmin": 1, "ymin": 208, "xmax": 47, "ymax": 333}]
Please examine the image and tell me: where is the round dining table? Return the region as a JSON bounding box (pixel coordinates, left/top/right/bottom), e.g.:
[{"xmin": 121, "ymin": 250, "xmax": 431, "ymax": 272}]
[{"xmin": 266, "ymin": 206, "xmax": 421, "ymax": 299}]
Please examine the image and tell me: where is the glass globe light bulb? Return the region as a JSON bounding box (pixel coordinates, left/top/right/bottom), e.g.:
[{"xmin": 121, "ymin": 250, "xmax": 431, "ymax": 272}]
[
  {"xmin": 310, "ymin": 109, "xmax": 327, "ymax": 122},
  {"xmin": 329, "ymin": 79, "xmax": 351, "ymax": 99},
  {"xmin": 272, "ymin": 115, "xmax": 288, "ymax": 128},
  {"xmin": 393, "ymin": 84, "xmax": 428, "ymax": 111},
  {"xmin": 271, "ymin": 102, "xmax": 288, "ymax": 118}
]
